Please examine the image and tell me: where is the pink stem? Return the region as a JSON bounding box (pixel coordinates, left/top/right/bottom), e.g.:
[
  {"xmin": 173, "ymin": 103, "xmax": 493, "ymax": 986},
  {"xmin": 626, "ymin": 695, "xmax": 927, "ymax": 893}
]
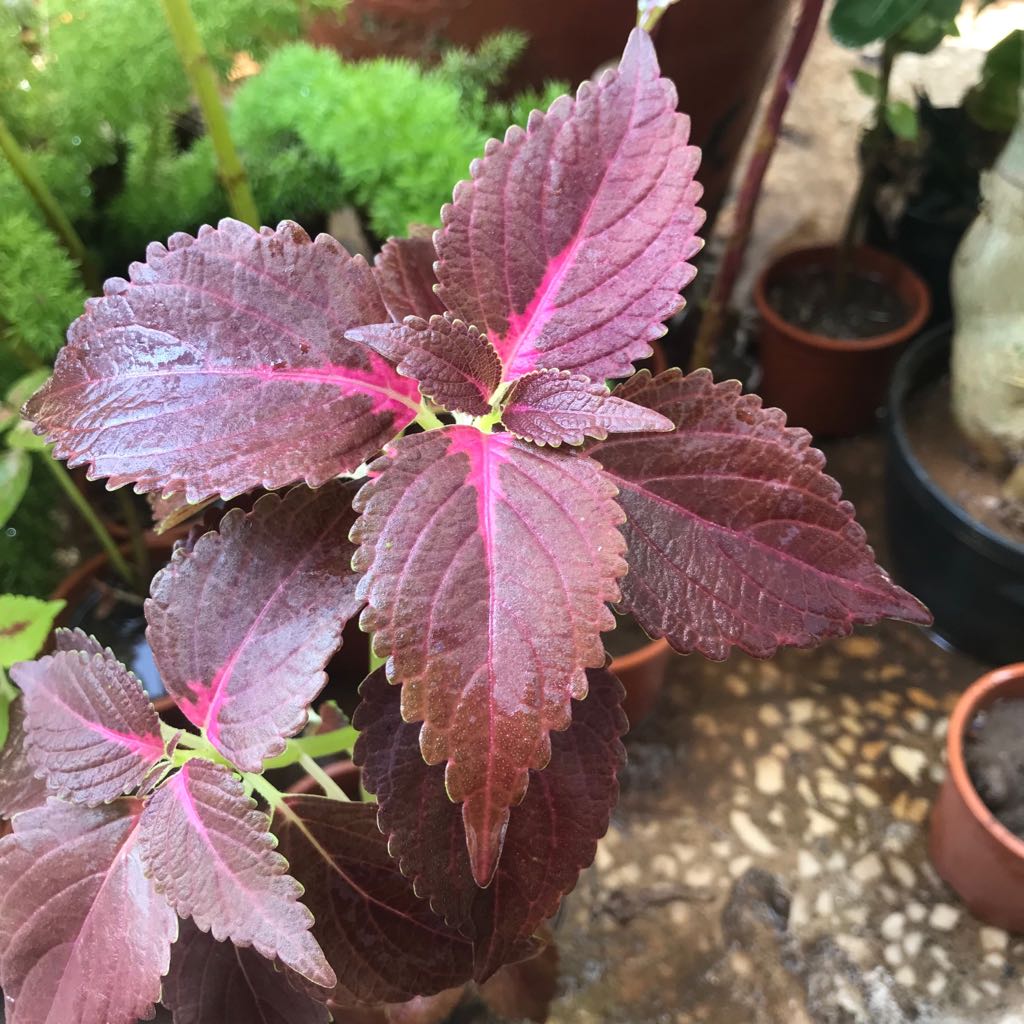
[{"xmin": 689, "ymin": 0, "xmax": 826, "ymax": 372}]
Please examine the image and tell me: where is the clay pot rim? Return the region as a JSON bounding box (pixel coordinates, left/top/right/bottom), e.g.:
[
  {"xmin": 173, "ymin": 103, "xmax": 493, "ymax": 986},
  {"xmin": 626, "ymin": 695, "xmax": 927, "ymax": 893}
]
[
  {"xmin": 608, "ymin": 636, "xmax": 672, "ymax": 675},
  {"xmin": 946, "ymin": 662, "xmax": 1024, "ymax": 862},
  {"xmin": 753, "ymin": 244, "xmax": 932, "ymax": 353},
  {"xmin": 888, "ymin": 325, "xmax": 1024, "ymax": 563}
]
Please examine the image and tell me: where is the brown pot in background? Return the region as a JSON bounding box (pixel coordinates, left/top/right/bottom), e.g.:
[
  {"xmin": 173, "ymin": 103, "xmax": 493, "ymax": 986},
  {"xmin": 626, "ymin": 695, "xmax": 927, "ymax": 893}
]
[
  {"xmin": 929, "ymin": 663, "xmax": 1024, "ymax": 933},
  {"xmin": 310, "ymin": 0, "xmax": 792, "ymax": 234},
  {"xmin": 610, "ymin": 638, "xmax": 673, "ymax": 727},
  {"xmin": 754, "ymin": 245, "xmax": 931, "ymax": 437},
  {"xmin": 50, "ymin": 534, "xmax": 184, "ymax": 724}
]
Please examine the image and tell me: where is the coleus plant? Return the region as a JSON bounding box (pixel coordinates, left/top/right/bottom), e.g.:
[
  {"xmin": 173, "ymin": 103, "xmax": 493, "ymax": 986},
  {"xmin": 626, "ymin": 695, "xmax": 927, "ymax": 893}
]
[{"xmin": 0, "ymin": 28, "xmax": 929, "ymax": 1024}]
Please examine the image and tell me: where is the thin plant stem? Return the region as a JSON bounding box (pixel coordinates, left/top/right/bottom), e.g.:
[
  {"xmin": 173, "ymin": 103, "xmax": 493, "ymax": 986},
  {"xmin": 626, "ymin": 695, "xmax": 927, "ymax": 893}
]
[
  {"xmin": 36, "ymin": 452, "xmax": 135, "ymax": 587},
  {"xmin": 689, "ymin": 0, "xmax": 825, "ymax": 371},
  {"xmin": 0, "ymin": 113, "xmax": 99, "ymax": 292},
  {"xmin": 160, "ymin": 0, "xmax": 260, "ymax": 227},
  {"xmin": 298, "ymin": 753, "xmax": 349, "ymax": 801},
  {"xmin": 262, "ymin": 727, "xmax": 359, "ymax": 768},
  {"xmin": 414, "ymin": 405, "xmax": 444, "ymax": 431},
  {"xmin": 116, "ymin": 488, "xmax": 149, "ymax": 589},
  {"xmin": 835, "ymin": 40, "xmax": 896, "ymax": 291},
  {"xmin": 245, "ymin": 770, "xmax": 287, "ymax": 810}
]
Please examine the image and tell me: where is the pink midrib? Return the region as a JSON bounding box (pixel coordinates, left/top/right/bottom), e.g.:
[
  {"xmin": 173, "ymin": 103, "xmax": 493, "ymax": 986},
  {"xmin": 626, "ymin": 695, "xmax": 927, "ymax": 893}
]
[
  {"xmin": 445, "ymin": 429, "xmax": 509, "ymax": 882},
  {"xmin": 42, "ymin": 690, "xmax": 162, "ymax": 761}
]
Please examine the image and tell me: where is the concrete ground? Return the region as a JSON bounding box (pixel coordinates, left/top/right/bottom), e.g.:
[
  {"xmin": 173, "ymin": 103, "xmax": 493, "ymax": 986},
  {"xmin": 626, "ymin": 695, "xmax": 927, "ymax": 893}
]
[{"xmin": 541, "ymin": 435, "xmax": 1018, "ymax": 1024}]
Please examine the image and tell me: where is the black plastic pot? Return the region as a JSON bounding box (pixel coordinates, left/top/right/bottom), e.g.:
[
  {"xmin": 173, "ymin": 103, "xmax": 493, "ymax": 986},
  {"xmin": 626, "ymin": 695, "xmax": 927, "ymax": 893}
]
[{"xmin": 885, "ymin": 326, "xmax": 1024, "ymax": 664}]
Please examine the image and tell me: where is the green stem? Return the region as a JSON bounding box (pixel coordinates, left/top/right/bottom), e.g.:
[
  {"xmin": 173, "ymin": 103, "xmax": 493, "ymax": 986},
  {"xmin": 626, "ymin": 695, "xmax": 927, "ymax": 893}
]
[
  {"xmin": 37, "ymin": 453, "xmax": 135, "ymax": 587},
  {"xmin": 246, "ymin": 771, "xmax": 286, "ymax": 810},
  {"xmin": 0, "ymin": 667, "xmax": 15, "ymax": 702},
  {"xmin": 116, "ymin": 489, "xmax": 149, "ymax": 590},
  {"xmin": 414, "ymin": 405, "xmax": 444, "ymax": 431},
  {"xmin": 0, "ymin": 113, "xmax": 99, "ymax": 292},
  {"xmin": 262, "ymin": 727, "xmax": 358, "ymax": 768},
  {"xmin": 160, "ymin": 0, "xmax": 260, "ymax": 228},
  {"xmin": 298, "ymin": 753, "xmax": 349, "ymax": 801}
]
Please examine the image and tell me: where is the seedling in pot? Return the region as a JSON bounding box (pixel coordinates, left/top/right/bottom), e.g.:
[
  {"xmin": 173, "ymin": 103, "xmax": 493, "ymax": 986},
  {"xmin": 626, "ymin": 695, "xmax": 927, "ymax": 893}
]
[{"xmin": 0, "ymin": 27, "xmax": 928, "ymax": 1024}]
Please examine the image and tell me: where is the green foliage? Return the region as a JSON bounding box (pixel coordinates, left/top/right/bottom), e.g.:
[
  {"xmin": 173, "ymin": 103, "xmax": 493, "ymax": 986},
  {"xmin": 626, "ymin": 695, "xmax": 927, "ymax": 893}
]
[
  {"xmin": 885, "ymin": 99, "xmax": 919, "ymax": 140},
  {"xmin": 0, "ymin": 595, "xmax": 64, "ymax": 669},
  {"xmin": 224, "ymin": 40, "xmax": 560, "ymax": 239},
  {"xmin": 0, "ymin": 207, "xmax": 86, "ymax": 359},
  {"xmin": 966, "ymin": 30, "xmax": 1023, "ymax": 135},
  {"xmin": 0, "ymin": 450, "xmax": 30, "ymax": 530},
  {"xmin": 830, "ymin": 0, "xmax": 929, "ymax": 48}
]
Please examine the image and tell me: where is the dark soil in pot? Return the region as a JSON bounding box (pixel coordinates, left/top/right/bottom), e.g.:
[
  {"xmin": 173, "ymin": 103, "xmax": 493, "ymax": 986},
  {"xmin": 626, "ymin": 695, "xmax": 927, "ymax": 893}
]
[
  {"xmin": 903, "ymin": 375, "xmax": 1024, "ymax": 547},
  {"xmin": 766, "ymin": 265, "xmax": 910, "ymax": 341},
  {"xmin": 965, "ymin": 697, "xmax": 1024, "ymax": 839},
  {"xmin": 885, "ymin": 326, "xmax": 1024, "ymax": 664}
]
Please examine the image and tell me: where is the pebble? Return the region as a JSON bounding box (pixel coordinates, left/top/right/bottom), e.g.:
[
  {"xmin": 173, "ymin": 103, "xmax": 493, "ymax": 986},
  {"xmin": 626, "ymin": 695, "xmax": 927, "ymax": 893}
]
[
  {"xmin": 669, "ymin": 903, "xmax": 690, "ymax": 927},
  {"xmin": 892, "ymin": 791, "xmax": 929, "ymax": 823},
  {"xmin": 980, "ymin": 926, "xmax": 1009, "ymax": 952},
  {"xmin": 839, "ymin": 715, "xmax": 864, "ymax": 737},
  {"xmin": 842, "ymin": 635, "xmax": 880, "ymax": 658},
  {"xmin": 784, "ymin": 726, "xmax": 815, "ymax": 752},
  {"xmin": 888, "ymin": 857, "xmax": 915, "ymax": 888},
  {"xmin": 789, "ymin": 891, "xmax": 810, "ymax": 930},
  {"xmin": 894, "ymin": 966, "xmax": 916, "ymax": 988},
  {"xmin": 797, "ymin": 777, "xmax": 815, "ymax": 804},
  {"xmin": 836, "ymin": 935, "xmax": 871, "ymax": 963},
  {"xmin": 685, "ymin": 864, "xmax": 714, "ymax": 888},
  {"xmin": 903, "ymin": 708, "xmax": 930, "ymax": 733},
  {"xmin": 853, "ymin": 783, "xmax": 881, "ymax": 809},
  {"xmin": 807, "ymin": 809, "xmax": 837, "ymax": 837},
  {"xmin": 862, "ymin": 740, "xmax": 887, "ymax": 762},
  {"xmin": 929, "ymin": 904, "xmax": 960, "ymax": 931},
  {"xmin": 907, "ymin": 902, "xmax": 926, "ymax": 923},
  {"xmin": 907, "ymin": 687, "xmax": 938, "ymax": 709},
  {"xmin": 710, "ymin": 840, "xmax": 731, "ymax": 859},
  {"xmin": 884, "ymin": 943, "xmax": 903, "ymax": 967},
  {"xmin": 788, "ymin": 698, "xmax": 815, "ymax": 724},
  {"xmin": 926, "ymin": 972, "xmax": 947, "ymax": 997},
  {"xmin": 827, "ymin": 852, "xmax": 847, "ymax": 872},
  {"xmin": 758, "ymin": 704, "xmax": 784, "ymax": 728},
  {"xmin": 742, "ymin": 727, "xmax": 758, "ymax": 750},
  {"xmin": 983, "ymin": 951, "xmax": 1005, "ymax": 970},
  {"xmin": 823, "ymin": 745, "xmax": 848, "ymax": 771},
  {"xmin": 652, "ymin": 853, "xmax": 678, "ymax": 879},
  {"xmin": 903, "ymin": 932, "xmax": 923, "ymax": 957},
  {"xmin": 754, "ymin": 755, "xmax": 784, "ymax": 795},
  {"xmin": 725, "ymin": 674, "xmax": 749, "ymax": 698},
  {"xmin": 837, "ymin": 734, "xmax": 857, "ymax": 757},
  {"xmin": 767, "ymin": 806, "xmax": 786, "ymax": 829},
  {"xmin": 797, "ymin": 850, "xmax": 821, "ymax": 879},
  {"xmin": 930, "ymin": 945, "xmax": 952, "ymax": 969},
  {"xmin": 881, "ymin": 912, "xmax": 905, "ymax": 941},
  {"xmin": 673, "ymin": 843, "xmax": 696, "ymax": 863},
  {"xmin": 729, "ymin": 855, "xmax": 753, "ymax": 878},
  {"xmin": 890, "ymin": 745, "xmax": 928, "ymax": 784},
  {"xmin": 851, "ymin": 853, "xmax": 883, "ymax": 884},
  {"xmin": 815, "ymin": 889, "xmax": 834, "ymax": 917},
  {"xmin": 606, "ymin": 863, "xmax": 641, "ymax": 887},
  {"xmin": 819, "ymin": 775, "xmax": 851, "ymax": 804},
  {"xmin": 730, "ymin": 810, "xmax": 778, "ymax": 857}
]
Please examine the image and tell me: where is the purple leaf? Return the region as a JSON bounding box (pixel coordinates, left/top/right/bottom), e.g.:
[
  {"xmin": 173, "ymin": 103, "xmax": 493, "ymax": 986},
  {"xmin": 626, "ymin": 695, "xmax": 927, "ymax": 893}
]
[
  {"xmin": 352, "ymin": 426, "xmax": 625, "ymax": 885},
  {"xmin": 11, "ymin": 647, "xmax": 165, "ymax": 806},
  {"xmin": 374, "ymin": 232, "xmax": 446, "ymax": 322},
  {"xmin": 273, "ymin": 795, "xmax": 474, "ymax": 1004},
  {"xmin": 139, "ymin": 760, "xmax": 334, "ymax": 988},
  {"xmin": 0, "ymin": 699, "xmax": 47, "ymax": 820},
  {"xmin": 502, "ymin": 369, "xmax": 674, "ymax": 446},
  {"xmin": 146, "ymin": 481, "xmax": 362, "ymax": 771},
  {"xmin": 353, "ymin": 665, "xmax": 626, "ymax": 979},
  {"xmin": 435, "ymin": 29, "xmax": 703, "ymax": 382},
  {"xmin": 347, "ymin": 316, "xmax": 502, "ymax": 416},
  {"xmin": 0, "ymin": 799, "xmax": 176, "ymax": 1024},
  {"xmin": 53, "ymin": 627, "xmax": 106, "ymax": 657},
  {"xmin": 589, "ymin": 370, "xmax": 932, "ymax": 659},
  {"xmin": 162, "ymin": 918, "xmax": 329, "ymax": 1024},
  {"xmin": 26, "ymin": 220, "xmax": 421, "ymax": 503},
  {"xmin": 398, "ymin": 316, "xmax": 502, "ymax": 416}
]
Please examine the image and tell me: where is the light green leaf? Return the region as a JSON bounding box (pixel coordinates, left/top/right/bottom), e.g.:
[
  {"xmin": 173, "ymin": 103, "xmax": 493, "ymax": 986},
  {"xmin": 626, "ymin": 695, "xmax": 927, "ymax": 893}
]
[
  {"xmin": 852, "ymin": 69, "xmax": 882, "ymax": 98},
  {"xmin": 886, "ymin": 100, "xmax": 920, "ymax": 139},
  {"xmin": 966, "ymin": 29, "xmax": 1023, "ymax": 134},
  {"xmin": 0, "ymin": 595, "xmax": 65, "ymax": 669},
  {"xmin": 830, "ymin": 0, "xmax": 928, "ymax": 47},
  {"xmin": 5, "ymin": 369, "xmax": 52, "ymax": 412},
  {"xmin": 0, "ymin": 676, "xmax": 10, "ymax": 750},
  {"xmin": 5, "ymin": 421, "xmax": 50, "ymax": 452},
  {"xmin": 0, "ymin": 449, "xmax": 31, "ymax": 530}
]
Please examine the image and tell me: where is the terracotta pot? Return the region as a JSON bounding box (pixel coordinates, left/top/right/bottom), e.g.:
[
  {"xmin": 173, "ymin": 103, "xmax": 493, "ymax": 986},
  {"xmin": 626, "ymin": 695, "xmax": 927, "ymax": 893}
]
[
  {"xmin": 929, "ymin": 663, "xmax": 1024, "ymax": 932},
  {"xmin": 50, "ymin": 534, "xmax": 183, "ymax": 722},
  {"xmin": 309, "ymin": 0, "xmax": 793, "ymax": 234},
  {"xmin": 754, "ymin": 245, "xmax": 931, "ymax": 437},
  {"xmin": 610, "ymin": 638, "xmax": 673, "ymax": 727}
]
